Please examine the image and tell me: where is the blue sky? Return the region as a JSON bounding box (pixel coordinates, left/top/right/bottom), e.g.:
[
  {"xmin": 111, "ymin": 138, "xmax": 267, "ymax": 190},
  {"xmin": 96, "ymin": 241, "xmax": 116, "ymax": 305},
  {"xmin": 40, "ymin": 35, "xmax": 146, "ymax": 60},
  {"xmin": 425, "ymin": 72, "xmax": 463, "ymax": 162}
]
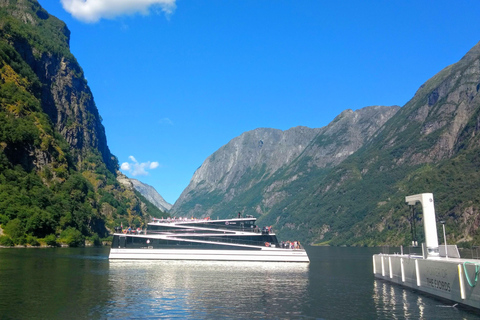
[{"xmin": 37, "ymin": 0, "xmax": 480, "ymax": 205}]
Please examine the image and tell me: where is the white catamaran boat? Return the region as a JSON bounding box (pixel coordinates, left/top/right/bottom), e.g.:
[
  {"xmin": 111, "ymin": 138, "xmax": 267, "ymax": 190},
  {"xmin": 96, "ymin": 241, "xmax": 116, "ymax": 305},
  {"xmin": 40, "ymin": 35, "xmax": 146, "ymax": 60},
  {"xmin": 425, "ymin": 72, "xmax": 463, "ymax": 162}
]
[
  {"xmin": 373, "ymin": 193, "xmax": 480, "ymax": 310},
  {"xmin": 109, "ymin": 216, "xmax": 309, "ymax": 262}
]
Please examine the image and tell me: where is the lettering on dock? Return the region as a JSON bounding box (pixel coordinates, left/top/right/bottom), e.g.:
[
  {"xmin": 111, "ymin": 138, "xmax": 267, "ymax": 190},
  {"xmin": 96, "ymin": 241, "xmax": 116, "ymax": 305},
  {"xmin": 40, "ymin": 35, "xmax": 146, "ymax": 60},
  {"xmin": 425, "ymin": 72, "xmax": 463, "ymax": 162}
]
[{"xmin": 426, "ymin": 277, "xmax": 451, "ymax": 292}]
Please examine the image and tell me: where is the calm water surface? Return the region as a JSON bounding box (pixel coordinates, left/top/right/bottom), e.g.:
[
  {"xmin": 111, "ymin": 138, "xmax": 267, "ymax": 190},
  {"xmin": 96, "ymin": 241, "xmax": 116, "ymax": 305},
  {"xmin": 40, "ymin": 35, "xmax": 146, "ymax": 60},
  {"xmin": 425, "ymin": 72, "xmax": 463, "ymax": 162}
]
[{"xmin": 1, "ymin": 246, "xmax": 479, "ymax": 319}]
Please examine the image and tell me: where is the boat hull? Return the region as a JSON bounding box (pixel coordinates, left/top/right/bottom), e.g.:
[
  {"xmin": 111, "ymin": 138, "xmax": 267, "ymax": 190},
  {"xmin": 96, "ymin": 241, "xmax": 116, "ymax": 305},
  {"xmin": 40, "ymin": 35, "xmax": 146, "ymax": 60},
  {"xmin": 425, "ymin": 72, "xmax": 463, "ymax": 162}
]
[
  {"xmin": 109, "ymin": 248, "xmax": 310, "ymax": 262},
  {"xmin": 373, "ymin": 254, "xmax": 480, "ymax": 309}
]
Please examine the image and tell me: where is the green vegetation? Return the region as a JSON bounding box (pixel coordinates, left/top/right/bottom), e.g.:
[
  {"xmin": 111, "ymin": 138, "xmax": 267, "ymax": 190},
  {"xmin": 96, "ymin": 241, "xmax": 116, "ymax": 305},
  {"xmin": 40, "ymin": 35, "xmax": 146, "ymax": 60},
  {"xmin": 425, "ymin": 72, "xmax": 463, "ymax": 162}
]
[
  {"xmin": 133, "ymin": 189, "xmax": 168, "ymax": 219},
  {"xmin": 0, "ymin": 0, "xmax": 166, "ymax": 247},
  {"xmin": 59, "ymin": 227, "xmax": 84, "ymax": 247},
  {"xmin": 0, "ymin": 1, "xmax": 74, "ymax": 62}
]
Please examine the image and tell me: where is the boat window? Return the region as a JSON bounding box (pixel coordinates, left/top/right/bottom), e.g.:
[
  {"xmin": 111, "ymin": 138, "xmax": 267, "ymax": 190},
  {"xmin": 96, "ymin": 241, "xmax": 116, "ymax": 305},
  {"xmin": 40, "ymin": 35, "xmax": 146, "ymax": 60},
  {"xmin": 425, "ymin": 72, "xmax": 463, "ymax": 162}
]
[{"xmin": 119, "ymin": 236, "xmax": 126, "ymax": 248}]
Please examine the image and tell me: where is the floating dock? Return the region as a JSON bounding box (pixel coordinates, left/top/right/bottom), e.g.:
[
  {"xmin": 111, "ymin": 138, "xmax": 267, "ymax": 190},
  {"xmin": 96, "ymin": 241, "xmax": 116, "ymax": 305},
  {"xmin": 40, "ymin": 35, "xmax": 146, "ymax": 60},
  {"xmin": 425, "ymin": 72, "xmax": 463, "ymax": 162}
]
[{"xmin": 373, "ymin": 193, "xmax": 480, "ymax": 309}]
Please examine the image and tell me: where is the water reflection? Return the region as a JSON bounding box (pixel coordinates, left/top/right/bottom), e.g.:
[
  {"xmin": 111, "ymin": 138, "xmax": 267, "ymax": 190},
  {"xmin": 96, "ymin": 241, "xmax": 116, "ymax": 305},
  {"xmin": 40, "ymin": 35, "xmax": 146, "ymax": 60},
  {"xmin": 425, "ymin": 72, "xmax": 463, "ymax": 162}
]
[
  {"xmin": 372, "ymin": 280, "xmax": 480, "ymax": 319},
  {"xmin": 106, "ymin": 261, "xmax": 309, "ymax": 319},
  {"xmin": 2, "ymin": 247, "xmax": 480, "ymax": 319},
  {"xmin": 0, "ymin": 248, "xmax": 112, "ymax": 320}
]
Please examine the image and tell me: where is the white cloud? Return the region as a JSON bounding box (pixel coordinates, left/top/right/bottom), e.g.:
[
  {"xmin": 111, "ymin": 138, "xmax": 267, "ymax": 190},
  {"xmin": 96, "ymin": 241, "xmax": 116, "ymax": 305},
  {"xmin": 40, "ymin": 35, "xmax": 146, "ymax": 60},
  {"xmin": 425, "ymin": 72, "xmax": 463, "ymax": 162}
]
[
  {"xmin": 60, "ymin": 0, "xmax": 177, "ymax": 23},
  {"xmin": 121, "ymin": 155, "xmax": 161, "ymax": 176},
  {"xmin": 120, "ymin": 162, "xmax": 131, "ymax": 170}
]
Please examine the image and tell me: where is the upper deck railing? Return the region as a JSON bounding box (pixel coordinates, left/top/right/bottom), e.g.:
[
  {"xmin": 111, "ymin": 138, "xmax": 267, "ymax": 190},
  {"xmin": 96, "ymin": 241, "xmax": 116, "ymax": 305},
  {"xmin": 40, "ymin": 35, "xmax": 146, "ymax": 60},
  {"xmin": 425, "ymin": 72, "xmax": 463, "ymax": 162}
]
[{"xmin": 150, "ymin": 217, "xmax": 256, "ymax": 224}]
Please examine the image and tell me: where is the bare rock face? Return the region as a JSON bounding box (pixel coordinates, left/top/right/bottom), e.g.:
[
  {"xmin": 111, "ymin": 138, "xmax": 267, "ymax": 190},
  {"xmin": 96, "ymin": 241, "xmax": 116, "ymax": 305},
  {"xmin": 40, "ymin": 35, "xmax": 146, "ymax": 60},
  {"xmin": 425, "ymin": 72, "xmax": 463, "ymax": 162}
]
[
  {"xmin": 298, "ymin": 106, "xmax": 400, "ymax": 169},
  {"xmin": 0, "ymin": 0, "xmax": 44, "ymax": 25},
  {"xmin": 116, "ymin": 172, "xmax": 134, "ymax": 189},
  {"xmin": 188, "ymin": 126, "xmax": 321, "ymax": 195},
  {"xmin": 172, "ymin": 126, "xmax": 319, "ymax": 216},
  {"xmin": 42, "ymin": 54, "xmax": 112, "ymax": 169}
]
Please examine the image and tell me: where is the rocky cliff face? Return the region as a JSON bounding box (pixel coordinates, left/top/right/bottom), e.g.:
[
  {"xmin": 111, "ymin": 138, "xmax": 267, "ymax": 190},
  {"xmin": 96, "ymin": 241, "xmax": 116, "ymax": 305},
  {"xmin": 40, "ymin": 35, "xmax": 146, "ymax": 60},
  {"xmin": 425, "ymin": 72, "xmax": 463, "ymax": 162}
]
[
  {"xmin": 0, "ymin": 0, "xmax": 115, "ymax": 171},
  {"xmin": 43, "ymin": 53, "xmax": 114, "ymax": 170},
  {"xmin": 377, "ymin": 41, "xmax": 480, "ymax": 167},
  {"xmin": 185, "ymin": 126, "xmax": 320, "ymax": 195},
  {"xmin": 171, "ymin": 105, "xmax": 399, "ymax": 218},
  {"xmin": 285, "ymin": 105, "xmax": 400, "ymax": 170},
  {"xmin": 171, "ymin": 126, "xmax": 319, "ymax": 216}
]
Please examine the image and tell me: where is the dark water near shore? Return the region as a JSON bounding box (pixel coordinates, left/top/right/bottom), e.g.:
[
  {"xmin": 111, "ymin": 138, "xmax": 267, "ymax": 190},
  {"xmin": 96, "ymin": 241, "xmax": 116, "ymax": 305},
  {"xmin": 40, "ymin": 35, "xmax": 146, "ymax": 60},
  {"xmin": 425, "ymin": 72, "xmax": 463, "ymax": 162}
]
[{"xmin": 0, "ymin": 246, "xmax": 479, "ymax": 319}]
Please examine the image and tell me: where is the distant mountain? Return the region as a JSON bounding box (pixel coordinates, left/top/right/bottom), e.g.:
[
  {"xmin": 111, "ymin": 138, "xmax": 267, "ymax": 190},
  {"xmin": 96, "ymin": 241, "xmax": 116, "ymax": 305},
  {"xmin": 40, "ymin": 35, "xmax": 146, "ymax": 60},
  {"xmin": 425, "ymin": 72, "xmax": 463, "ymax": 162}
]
[
  {"xmin": 173, "ymin": 40, "xmax": 480, "ymax": 247},
  {"xmin": 0, "ymin": 0, "xmax": 164, "ymax": 246},
  {"xmin": 130, "ymin": 179, "xmax": 172, "ymax": 212},
  {"xmin": 171, "ymin": 105, "xmax": 399, "ymax": 220}
]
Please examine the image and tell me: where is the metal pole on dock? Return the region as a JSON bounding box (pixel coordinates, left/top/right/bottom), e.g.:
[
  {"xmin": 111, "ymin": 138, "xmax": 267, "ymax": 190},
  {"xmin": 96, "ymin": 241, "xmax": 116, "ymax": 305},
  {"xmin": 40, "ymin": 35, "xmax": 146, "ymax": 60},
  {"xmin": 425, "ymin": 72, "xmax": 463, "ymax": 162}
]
[{"xmin": 440, "ymin": 220, "xmax": 448, "ymax": 259}]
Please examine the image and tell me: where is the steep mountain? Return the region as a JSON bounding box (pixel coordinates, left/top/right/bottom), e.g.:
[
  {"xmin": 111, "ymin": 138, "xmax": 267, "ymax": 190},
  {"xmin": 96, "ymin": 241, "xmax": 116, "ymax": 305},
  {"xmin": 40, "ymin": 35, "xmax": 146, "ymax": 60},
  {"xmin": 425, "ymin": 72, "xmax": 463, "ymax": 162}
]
[
  {"xmin": 0, "ymin": 0, "xmax": 164, "ymax": 246},
  {"xmin": 274, "ymin": 41, "xmax": 480, "ymax": 246},
  {"xmin": 173, "ymin": 41, "xmax": 480, "ymax": 247},
  {"xmin": 172, "ymin": 105, "xmax": 399, "ymax": 219},
  {"xmin": 130, "ymin": 178, "xmax": 172, "ymax": 212},
  {"xmin": 171, "ymin": 126, "xmax": 320, "ymax": 217},
  {"xmin": 312, "ymin": 40, "xmax": 480, "ymax": 246}
]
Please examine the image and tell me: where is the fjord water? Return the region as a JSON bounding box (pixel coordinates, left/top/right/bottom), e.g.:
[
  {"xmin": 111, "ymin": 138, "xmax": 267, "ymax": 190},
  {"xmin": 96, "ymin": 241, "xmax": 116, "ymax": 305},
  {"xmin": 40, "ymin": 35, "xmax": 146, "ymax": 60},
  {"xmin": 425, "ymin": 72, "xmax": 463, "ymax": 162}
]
[{"xmin": 0, "ymin": 247, "xmax": 479, "ymax": 319}]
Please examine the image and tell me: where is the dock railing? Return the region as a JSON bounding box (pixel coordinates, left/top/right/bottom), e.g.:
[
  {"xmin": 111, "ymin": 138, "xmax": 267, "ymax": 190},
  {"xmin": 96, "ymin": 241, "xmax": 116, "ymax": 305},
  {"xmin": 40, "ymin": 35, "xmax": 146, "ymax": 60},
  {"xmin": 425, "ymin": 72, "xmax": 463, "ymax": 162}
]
[
  {"xmin": 473, "ymin": 246, "xmax": 480, "ymax": 259},
  {"xmin": 382, "ymin": 244, "xmax": 480, "ymax": 260},
  {"xmin": 458, "ymin": 246, "xmax": 480, "ymax": 260},
  {"xmin": 381, "ymin": 245, "xmax": 423, "ymax": 256}
]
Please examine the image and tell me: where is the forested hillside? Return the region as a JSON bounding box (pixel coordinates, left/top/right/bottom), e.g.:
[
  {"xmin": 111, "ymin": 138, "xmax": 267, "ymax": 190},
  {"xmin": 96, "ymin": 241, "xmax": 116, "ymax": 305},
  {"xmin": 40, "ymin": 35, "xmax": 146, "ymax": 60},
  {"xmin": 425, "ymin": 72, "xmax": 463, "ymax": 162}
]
[
  {"xmin": 0, "ymin": 0, "xmax": 166, "ymax": 247},
  {"xmin": 314, "ymin": 41, "xmax": 480, "ymax": 246}
]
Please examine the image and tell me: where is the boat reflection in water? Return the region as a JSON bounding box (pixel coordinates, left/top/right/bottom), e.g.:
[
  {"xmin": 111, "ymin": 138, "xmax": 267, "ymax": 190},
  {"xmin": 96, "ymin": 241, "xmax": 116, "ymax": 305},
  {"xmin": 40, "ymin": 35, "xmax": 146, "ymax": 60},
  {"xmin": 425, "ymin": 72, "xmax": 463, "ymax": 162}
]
[
  {"xmin": 107, "ymin": 260, "xmax": 309, "ymax": 319},
  {"xmin": 373, "ymin": 279, "xmax": 429, "ymax": 319},
  {"xmin": 371, "ymin": 279, "xmax": 478, "ymax": 319}
]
